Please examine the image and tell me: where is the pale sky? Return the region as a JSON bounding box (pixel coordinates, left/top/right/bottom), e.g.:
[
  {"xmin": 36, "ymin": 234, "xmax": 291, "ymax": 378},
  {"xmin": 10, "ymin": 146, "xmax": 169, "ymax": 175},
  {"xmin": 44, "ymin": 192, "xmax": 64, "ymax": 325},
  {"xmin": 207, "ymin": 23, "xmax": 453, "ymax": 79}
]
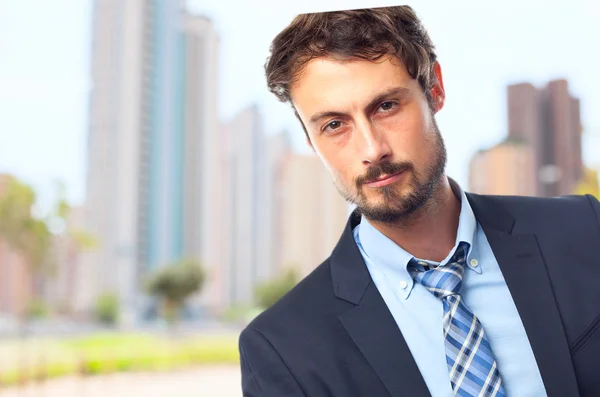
[{"xmin": 0, "ymin": 0, "xmax": 599, "ymax": 213}]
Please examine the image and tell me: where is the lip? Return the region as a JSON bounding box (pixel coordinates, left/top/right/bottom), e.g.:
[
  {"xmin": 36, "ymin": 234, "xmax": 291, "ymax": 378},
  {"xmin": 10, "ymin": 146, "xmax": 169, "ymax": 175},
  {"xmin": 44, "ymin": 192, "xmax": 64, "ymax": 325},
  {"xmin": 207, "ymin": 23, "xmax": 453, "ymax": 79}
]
[{"xmin": 364, "ymin": 170, "xmax": 405, "ymax": 188}]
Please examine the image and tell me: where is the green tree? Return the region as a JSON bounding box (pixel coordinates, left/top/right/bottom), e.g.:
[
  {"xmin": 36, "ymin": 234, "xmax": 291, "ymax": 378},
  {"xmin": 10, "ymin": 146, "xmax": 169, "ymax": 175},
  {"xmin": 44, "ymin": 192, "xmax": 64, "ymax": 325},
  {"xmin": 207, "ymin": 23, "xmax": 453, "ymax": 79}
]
[
  {"xmin": 146, "ymin": 259, "xmax": 206, "ymax": 325},
  {"xmin": 0, "ymin": 176, "xmax": 52, "ymax": 271},
  {"xmin": 0, "ymin": 176, "xmax": 53, "ymax": 336},
  {"xmin": 95, "ymin": 292, "xmax": 120, "ymax": 326},
  {"xmin": 255, "ymin": 267, "xmax": 299, "ymax": 310},
  {"xmin": 25, "ymin": 297, "xmax": 50, "ymax": 320}
]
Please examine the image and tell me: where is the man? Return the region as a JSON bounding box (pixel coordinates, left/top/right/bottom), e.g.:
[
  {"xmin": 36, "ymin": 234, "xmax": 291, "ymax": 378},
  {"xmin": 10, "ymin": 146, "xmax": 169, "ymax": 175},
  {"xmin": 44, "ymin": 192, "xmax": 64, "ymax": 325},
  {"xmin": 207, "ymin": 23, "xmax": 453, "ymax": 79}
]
[{"xmin": 239, "ymin": 6, "xmax": 600, "ymax": 397}]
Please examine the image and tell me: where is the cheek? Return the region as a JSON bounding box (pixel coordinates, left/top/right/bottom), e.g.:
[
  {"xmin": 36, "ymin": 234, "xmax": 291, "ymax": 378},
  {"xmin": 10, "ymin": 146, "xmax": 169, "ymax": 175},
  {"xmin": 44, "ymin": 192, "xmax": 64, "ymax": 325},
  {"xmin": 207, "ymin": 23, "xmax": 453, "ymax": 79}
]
[{"xmin": 378, "ymin": 106, "xmax": 430, "ymax": 153}]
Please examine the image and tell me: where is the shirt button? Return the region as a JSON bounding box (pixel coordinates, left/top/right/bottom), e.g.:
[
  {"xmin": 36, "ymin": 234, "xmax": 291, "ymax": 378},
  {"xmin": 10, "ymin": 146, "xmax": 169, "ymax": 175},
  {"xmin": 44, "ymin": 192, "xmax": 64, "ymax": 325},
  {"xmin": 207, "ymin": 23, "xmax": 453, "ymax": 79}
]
[
  {"xmin": 470, "ymin": 259, "xmax": 479, "ymax": 267},
  {"xmin": 400, "ymin": 281, "xmax": 408, "ymax": 289}
]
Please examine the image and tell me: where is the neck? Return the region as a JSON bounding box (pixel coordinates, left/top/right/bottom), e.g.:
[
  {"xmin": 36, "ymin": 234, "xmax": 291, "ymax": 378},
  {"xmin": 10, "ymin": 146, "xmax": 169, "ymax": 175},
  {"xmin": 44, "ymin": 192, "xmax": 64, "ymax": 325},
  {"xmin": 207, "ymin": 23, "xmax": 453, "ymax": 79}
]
[{"xmin": 368, "ymin": 176, "xmax": 461, "ymax": 262}]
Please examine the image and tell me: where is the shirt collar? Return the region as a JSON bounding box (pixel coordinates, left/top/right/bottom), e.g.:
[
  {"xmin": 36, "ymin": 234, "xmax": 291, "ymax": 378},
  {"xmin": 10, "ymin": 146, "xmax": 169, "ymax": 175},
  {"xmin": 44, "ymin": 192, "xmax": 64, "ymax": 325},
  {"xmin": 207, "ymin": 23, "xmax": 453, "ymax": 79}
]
[{"xmin": 356, "ymin": 178, "xmax": 480, "ymax": 299}]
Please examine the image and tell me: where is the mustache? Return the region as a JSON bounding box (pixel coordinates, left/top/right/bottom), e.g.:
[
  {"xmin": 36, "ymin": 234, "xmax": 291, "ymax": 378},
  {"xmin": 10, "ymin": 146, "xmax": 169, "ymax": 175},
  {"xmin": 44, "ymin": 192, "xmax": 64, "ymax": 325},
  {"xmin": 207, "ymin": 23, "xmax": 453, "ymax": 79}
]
[{"xmin": 356, "ymin": 161, "xmax": 413, "ymax": 187}]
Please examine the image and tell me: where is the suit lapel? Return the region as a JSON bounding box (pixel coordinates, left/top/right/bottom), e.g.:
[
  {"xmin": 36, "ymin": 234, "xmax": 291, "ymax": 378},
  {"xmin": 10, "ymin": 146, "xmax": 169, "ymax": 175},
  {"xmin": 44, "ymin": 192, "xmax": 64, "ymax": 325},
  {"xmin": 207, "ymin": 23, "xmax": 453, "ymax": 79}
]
[
  {"xmin": 467, "ymin": 193, "xmax": 580, "ymax": 396},
  {"xmin": 330, "ymin": 212, "xmax": 430, "ymax": 397},
  {"xmin": 339, "ymin": 283, "xmax": 431, "ymax": 397}
]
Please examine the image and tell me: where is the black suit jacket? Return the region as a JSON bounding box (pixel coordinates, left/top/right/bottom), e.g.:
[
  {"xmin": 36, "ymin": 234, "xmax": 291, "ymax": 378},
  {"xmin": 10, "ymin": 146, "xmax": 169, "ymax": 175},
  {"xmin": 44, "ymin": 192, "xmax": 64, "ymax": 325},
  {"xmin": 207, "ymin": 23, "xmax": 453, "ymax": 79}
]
[{"xmin": 239, "ymin": 193, "xmax": 600, "ymax": 396}]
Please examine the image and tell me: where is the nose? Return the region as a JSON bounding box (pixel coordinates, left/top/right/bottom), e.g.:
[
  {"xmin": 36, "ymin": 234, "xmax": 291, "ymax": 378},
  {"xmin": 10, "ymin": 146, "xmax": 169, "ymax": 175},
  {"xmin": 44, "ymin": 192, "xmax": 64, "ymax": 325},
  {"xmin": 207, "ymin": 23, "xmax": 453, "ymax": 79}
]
[{"xmin": 355, "ymin": 119, "xmax": 391, "ymax": 166}]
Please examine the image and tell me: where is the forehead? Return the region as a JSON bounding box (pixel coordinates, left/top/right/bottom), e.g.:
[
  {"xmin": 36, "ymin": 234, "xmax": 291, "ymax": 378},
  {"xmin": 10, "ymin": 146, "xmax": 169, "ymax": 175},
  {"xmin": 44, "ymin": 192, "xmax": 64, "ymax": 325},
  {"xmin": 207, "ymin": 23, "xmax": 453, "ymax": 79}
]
[{"xmin": 290, "ymin": 55, "xmax": 414, "ymax": 112}]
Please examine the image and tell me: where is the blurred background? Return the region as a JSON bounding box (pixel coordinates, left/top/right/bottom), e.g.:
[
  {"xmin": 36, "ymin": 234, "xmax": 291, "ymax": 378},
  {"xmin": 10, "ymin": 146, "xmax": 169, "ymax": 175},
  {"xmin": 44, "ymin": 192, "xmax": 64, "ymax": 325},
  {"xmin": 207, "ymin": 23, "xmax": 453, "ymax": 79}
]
[{"xmin": 0, "ymin": 0, "xmax": 598, "ymax": 395}]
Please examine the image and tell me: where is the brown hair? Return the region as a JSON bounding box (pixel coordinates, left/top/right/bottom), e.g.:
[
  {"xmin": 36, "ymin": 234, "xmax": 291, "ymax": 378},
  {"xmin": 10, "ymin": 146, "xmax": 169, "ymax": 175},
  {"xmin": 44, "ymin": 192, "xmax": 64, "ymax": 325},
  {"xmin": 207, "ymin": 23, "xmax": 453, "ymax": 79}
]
[{"xmin": 265, "ymin": 6, "xmax": 438, "ymax": 134}]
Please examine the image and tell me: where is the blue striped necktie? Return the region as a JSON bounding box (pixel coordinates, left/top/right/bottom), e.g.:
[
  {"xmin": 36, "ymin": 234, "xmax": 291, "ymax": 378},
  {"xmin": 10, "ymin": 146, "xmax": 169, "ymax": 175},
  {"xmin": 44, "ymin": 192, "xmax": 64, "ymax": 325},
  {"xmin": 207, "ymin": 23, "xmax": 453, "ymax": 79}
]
[{"xmin": 409, "ymin": 242, "xmax": 506, "ymax": 397}]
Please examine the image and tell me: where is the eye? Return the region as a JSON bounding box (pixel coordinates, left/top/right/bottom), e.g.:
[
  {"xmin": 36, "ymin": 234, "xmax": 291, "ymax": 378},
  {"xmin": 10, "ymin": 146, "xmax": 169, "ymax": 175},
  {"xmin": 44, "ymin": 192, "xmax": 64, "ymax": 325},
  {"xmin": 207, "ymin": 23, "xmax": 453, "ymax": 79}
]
[
  {"xmin": 323, "ymin": 120, "xmax": 343, "ymax": 133},
  {"xmin": 378, "ymin": 101, "xmax": 397, "ymax": 112}
]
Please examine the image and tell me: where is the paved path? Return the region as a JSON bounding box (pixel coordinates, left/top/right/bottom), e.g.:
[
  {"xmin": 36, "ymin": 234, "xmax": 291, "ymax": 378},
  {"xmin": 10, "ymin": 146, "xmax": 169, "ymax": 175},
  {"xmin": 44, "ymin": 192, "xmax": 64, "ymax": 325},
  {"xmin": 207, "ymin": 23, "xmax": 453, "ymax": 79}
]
[{"xmin": 0, "ymin": 365, "xmax": 241, "ymax": 397}]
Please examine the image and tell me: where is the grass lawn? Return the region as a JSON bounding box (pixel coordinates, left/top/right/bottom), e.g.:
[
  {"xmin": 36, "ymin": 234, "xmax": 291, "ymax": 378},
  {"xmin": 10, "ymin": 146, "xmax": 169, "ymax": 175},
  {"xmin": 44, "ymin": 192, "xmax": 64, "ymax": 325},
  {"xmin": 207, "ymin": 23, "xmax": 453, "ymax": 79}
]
[{"xmin": 0, "ymin": 332, "xmax": 240, "ymax": 386}]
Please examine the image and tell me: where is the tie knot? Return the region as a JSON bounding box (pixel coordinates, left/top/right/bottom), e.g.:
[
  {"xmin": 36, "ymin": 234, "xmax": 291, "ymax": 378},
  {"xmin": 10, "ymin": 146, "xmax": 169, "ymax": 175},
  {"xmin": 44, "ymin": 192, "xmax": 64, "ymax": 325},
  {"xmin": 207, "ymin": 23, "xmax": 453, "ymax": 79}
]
[{"xmin": 409, "ymin": 242, "xmax": 470, "ymax": 299}]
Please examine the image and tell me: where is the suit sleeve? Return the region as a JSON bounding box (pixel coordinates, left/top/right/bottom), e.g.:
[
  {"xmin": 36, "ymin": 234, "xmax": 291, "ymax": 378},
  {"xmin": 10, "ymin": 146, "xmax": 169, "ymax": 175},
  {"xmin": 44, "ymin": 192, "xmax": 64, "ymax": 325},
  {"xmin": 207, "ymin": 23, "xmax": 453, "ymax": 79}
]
[{"xmin": 239, "ymin": 326, "xmax": 306, "ymax": 397}]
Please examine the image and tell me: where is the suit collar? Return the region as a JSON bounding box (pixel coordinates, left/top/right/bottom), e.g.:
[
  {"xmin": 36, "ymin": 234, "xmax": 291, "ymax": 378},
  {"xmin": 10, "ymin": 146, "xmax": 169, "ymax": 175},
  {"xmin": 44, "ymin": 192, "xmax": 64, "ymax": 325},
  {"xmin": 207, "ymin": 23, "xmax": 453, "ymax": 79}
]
[
  {"xmin": 330, "ymin": 191, "xmax": 499, "ymax": 305},
  {"xmin": 465, "ymin": 192, "xmax": 515, "ymax": 233},
  {"xmin": 330, "ymin": 210, "xmax": 371, "ymax": 305},
  {"xmin": 357, "ymin": 183, "xmax": 480, "ymax": 273},
  {"xmin": 331, "ymin": 211, "xmax": 430, "ymax": 396}
]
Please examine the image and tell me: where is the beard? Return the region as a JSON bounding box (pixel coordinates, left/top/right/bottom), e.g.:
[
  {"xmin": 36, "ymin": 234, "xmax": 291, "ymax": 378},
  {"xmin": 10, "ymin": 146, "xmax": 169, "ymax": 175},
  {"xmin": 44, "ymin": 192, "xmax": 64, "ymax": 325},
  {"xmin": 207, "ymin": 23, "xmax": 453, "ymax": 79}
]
[{"xmin": 334, "ymin": 117, "xmax": 447, "ymax": 224}]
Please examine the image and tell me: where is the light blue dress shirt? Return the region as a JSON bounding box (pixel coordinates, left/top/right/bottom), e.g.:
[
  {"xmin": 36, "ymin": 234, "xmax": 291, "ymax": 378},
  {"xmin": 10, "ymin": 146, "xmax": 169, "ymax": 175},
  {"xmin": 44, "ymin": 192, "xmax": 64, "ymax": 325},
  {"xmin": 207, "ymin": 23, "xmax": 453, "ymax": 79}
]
[{"xmin": 353, "ymin": 184, "xmax": 548, "ymax": 397}]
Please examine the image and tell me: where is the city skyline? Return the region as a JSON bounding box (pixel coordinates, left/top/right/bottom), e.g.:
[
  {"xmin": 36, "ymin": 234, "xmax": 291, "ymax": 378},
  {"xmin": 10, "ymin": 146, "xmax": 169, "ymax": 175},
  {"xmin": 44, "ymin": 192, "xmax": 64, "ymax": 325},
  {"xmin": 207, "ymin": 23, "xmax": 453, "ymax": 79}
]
[
  {"xmin": 74, "ymin": 0, "xmax": 355, "ymax": 316},
  {"xmin": 81, "ymin": 0, "xmax": 225, "ymax": 317},
  {"xmin": 470, "ymin": 78, "xmax": 587, "ymax": 197},
  {"xmin": 1, "ymin": 0, "xmax": 599, "ymax": 214},
  {"xmin": 0, "ymin": 3, "xmax": 599, "ymax": 393}
]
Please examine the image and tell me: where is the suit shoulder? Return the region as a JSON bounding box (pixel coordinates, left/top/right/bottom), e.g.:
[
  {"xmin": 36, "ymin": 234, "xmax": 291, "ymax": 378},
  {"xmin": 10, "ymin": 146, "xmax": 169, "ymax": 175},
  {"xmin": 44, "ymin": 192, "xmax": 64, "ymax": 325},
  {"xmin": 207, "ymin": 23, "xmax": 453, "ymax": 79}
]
[
  {"xmin": 478, "ymin": 193, "xmax": 592, "ymax": 216},
  {"xmin": 474, "ymin": 193, "xmax": 600, "ymax": 235}
]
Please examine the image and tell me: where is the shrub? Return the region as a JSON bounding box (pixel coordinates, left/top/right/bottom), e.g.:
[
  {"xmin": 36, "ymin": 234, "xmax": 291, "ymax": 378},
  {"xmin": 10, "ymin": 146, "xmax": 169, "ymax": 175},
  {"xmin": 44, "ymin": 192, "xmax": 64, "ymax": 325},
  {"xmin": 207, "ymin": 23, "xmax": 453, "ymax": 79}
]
[
  {"xmin": 94, "ymin": 292, "xmax": 120, "ymax": 326},
  {"xmin": 146, "ymin": 259, "xmax": 205, "ymax": 324},
  {"xmin": 25, "ymin": 298, "xmax": 50, "ymax": 319}
]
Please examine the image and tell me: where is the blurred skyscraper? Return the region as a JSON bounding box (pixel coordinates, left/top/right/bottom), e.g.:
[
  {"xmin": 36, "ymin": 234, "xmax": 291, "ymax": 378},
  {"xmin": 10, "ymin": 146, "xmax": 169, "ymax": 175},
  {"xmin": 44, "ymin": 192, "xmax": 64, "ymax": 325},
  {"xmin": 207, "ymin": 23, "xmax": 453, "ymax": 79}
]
[
  {"xmin": 265, "ymin": 130, "xmax": 294, "ymax": 281},
  {"xmin": 82, "ymin": 0, "xmax": 221, "ymax": 320},
  {"xmin": 221, "ymin": 114, "xmax": 349, "ymax": 305},
  {"xmin": 174, "ymin": 11, "xmax": 223, "ymax": 312},
  {"xmin": 470, "ymin": 79, "xmax": 582, "ymax": 197},
  {"xmin": 222, "ymin": 106, "xmax": 292, "ymax": 306},
  {"xmin": 507, "ymin": 79, "xmax": 582, "ymax": 196},
  {"xmin": 279, "ymin": 154, "xmax": 349, "ymax": 279}
]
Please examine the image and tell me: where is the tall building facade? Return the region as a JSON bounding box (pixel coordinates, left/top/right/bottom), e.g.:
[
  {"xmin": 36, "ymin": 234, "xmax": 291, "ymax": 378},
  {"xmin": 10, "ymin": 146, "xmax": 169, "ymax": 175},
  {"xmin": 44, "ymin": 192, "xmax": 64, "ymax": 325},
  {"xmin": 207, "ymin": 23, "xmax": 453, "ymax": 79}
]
[
  {"xmin": 179, "ymin": 13, "xmax": 223, "ymax": 311},
  {"xmin": 507, "ymin": 79, "xmax": 582, "ymax": 196},
  {"xmin": 224, "ymin": 105, "xmax": 269, "ymax": 306},
  {"xmin": 83, "ymin": 0, "xmax": 222, "ymax": 319},
  {"xmin": 279, "ymin": 154, "xmax": 349, "ymax": 279},
  {"xmin": 81, "ymin": 0, "xmax": 144, "ymax": 316},
  {"xmin": 219, "ymin": 107, "xmax": 295, "ymax": 307},
  {"xmin": 266, "ymin": 130, "xmax": 293, "ymax": 279}
]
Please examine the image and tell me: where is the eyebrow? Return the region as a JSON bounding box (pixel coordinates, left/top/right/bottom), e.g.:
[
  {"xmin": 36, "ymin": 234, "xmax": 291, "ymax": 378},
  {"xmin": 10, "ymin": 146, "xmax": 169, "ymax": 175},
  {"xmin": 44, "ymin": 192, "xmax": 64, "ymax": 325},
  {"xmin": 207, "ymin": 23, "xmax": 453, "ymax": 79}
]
[{"xmin": 308, "ymin": 86, "xmax": 411, "ymax": 125}]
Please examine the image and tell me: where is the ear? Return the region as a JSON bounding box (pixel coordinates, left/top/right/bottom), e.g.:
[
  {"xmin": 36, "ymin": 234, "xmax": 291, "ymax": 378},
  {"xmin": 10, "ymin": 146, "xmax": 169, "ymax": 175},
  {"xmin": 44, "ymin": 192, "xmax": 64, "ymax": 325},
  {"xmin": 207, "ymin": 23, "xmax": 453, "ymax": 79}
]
[{"xmin": 430, "ymin": 62, "xmax": 446, "ymax": 113}]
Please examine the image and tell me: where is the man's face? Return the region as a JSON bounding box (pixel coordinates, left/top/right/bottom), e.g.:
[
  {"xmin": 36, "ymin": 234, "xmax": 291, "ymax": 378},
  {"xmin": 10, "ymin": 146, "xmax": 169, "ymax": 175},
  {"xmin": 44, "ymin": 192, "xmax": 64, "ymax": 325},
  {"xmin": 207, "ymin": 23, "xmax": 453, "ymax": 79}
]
[{"xmin": 290, "ymin": 55, "xmax": 447, "ymax": 223}]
